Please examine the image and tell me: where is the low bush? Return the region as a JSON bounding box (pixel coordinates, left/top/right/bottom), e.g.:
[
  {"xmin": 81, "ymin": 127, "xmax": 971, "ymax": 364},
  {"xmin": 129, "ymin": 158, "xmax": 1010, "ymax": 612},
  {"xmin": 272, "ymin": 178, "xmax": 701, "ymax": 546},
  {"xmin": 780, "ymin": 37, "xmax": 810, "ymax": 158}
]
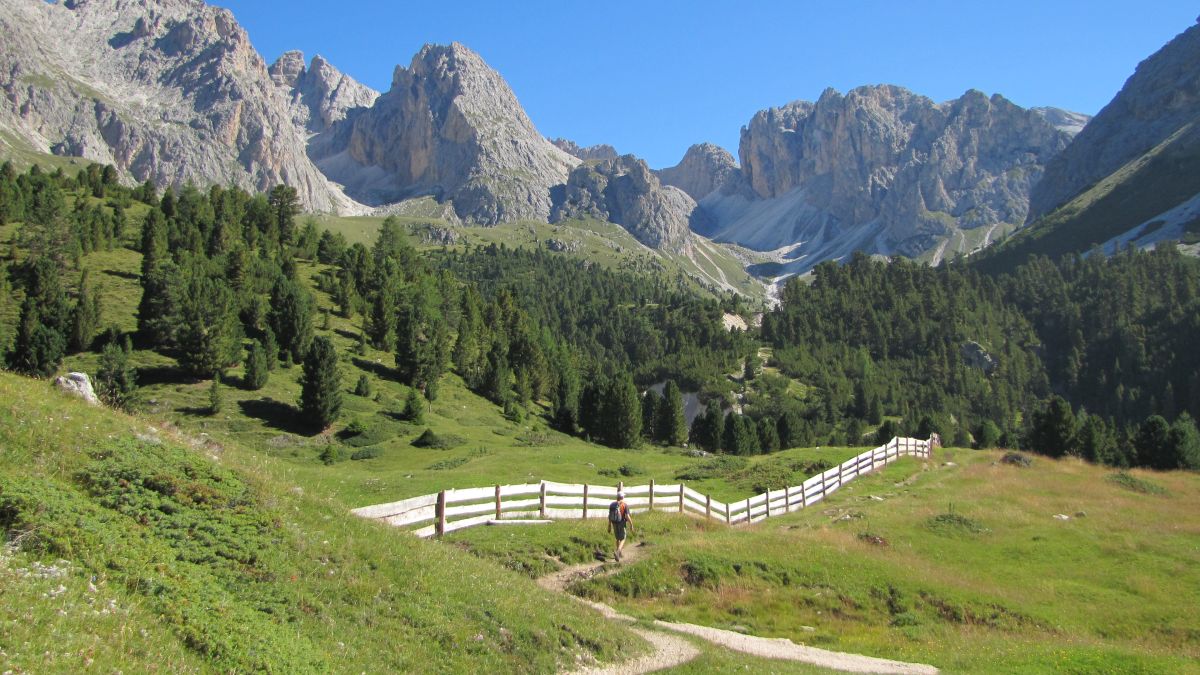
[{"xmin": 1106, "ymin": 471, "xmax": 1167, "ymax": 495}]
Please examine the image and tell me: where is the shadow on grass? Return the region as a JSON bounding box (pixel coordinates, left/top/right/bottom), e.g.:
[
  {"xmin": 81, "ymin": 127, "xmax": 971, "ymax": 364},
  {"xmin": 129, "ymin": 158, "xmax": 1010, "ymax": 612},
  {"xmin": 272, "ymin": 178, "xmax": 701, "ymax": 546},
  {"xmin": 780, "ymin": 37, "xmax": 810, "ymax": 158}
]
[
  {"xmin": 101, "ymin": 268, "xmax": 141, "ymax": 281},
  {"xmin": 135, "ymin": 364, "xmax": 195, "ymax": 386},
  {"xmin": 334, "ymin": 328, "xmax": 360, "ymax": 342},
  {"xmin": 352, "ymin": 357, "xmax": 398, "ymax": 381},
  {"xmin": 238, "ymin": 398, "xmax": 313, "ymax": 435}
]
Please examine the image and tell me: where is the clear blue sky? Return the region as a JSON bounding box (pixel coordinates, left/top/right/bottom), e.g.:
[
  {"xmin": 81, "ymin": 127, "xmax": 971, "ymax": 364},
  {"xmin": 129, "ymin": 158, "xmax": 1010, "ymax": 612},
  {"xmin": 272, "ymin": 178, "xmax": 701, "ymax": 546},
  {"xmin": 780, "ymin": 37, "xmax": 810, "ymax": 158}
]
[{"xmin": 216, "ymin": 0, "xmax": 1197, "ymax": 169}]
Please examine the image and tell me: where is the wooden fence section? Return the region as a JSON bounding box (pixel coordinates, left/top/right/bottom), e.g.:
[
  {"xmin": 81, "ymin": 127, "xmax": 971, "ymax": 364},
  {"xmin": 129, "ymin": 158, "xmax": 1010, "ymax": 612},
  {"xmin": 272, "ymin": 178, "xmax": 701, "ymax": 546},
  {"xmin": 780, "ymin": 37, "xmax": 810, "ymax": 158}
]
[{"xmin": 351, "ymin": 436, "xmax": 935, "ymax": 538}]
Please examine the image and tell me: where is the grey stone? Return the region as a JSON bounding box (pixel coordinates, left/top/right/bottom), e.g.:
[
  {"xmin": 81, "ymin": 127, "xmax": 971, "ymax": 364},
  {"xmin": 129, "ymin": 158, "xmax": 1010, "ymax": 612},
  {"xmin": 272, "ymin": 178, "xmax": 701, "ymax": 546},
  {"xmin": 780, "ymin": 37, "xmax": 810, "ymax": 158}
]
[{"xmin": 54, "ymin": 372, "xmax": 99, "ymax": 406}]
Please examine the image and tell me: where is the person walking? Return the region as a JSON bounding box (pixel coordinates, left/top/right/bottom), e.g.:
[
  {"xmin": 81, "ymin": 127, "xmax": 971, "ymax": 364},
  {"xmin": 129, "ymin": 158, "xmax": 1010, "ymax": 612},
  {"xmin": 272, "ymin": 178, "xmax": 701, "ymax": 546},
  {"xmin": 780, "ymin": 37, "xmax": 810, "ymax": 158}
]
[{"xmin": 607, "ymin": 491, "xmax": 634, "ymax": 561}]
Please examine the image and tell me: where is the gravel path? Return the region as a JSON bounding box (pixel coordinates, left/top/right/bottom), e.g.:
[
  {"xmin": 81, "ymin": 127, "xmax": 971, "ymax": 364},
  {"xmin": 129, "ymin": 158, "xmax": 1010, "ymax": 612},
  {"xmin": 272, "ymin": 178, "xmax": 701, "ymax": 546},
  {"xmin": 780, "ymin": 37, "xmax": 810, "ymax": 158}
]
[{"xmin": 549, "ymin": 543, "xmax": 939, "ymax": 674}]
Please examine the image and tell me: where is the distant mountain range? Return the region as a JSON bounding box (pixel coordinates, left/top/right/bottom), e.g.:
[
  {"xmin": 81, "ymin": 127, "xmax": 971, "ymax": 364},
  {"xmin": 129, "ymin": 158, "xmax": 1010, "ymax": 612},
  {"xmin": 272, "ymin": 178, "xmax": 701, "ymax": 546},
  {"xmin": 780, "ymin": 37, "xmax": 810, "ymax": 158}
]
[{"xmin": 1, "ymin": 0, "xmax": 1197, "ymax": 280}]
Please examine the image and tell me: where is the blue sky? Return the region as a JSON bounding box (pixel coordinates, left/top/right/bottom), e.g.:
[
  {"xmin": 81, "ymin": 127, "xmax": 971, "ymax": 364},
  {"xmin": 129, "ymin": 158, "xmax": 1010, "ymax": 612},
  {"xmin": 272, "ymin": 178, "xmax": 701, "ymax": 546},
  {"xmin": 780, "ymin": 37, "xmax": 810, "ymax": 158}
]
[{"xmin": 216, "ymin": 1, "xmax": 1197, "ymax": 168}]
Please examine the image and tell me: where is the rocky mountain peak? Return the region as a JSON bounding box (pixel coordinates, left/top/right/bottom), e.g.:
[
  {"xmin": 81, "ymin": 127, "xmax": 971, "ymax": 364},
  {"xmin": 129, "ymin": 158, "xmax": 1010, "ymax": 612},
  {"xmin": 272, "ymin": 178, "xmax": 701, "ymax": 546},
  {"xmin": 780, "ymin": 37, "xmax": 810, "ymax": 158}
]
[
  {"xmin": 656, "ymin": 142, "xmax": 738, "ymax": 201},
  {"xmin": 1027, "ymin": 22, "xmax": 1200, "ymax": 221},
  {"xmin": 270, "ymin": 50, "xmax": 377, "ymax": 133},
  {"xmin": 1031, "ymin": 107, "xmax": 1091, "ymax": 136},
  {"xmin": 0, "ymin": 0, "xmax": 357, "ymax": 211},
  {"xmin": 321, "ymin": 41, "xmax": 576, "ymax": 222},
  {"xmin": 552, "ymin": 155, "xmax": 695, "ymax": 251},
  {"xmin": 551, "ymin": 138, "xmax": 619, "ymax": 161}
]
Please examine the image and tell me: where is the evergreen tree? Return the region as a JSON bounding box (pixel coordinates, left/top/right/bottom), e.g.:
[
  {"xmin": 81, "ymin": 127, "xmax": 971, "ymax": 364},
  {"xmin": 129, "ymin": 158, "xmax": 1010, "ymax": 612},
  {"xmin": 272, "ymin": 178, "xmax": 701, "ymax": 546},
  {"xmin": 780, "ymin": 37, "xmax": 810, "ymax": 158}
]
[
  {"xmin": 95, "ymin": 335, "xmax": 136, "ymax": 409},
  {"xmin": 723, "ymin": 414, "xmax": 760, "ymax": 455},
  {"xmin": 659, "ymin": 380, "xmax": 688, "ymax": 446},
  {"xmin": 403, "ymin": 387, "xmax": 425, "ymax": 424},
  {"xmin": 8, "ymin": 257, "xmax": 69, "ymax": 377},
  {"xmin": 268, "ymin": 185, "xmax": 299, "ymax": 245},
  {"xmin": 208, "ymin": 377, "xmax": 223, "ymax": 416},
  {"xmin": 68, "ymin": 269, "xmax": 101, "ymax": 353},
  {"xmin": 759, "ymin": 415, "xmax": 781, "ymax": 451},
  {"xmin": 1027, "ymin": 396, "xmax": 1077, "ymax": 458},
  {"xmin": 137, "ymin": 259, "xmax": 179, "ymax": 348},
  {"xmin": 268, "ymin": 277, "xmax": 315, "ymax": 363},
  {"xmin": 175, "ymin": 258, "xmax": 241, "ymax": 378},
  {"xmin": 874, "ymin": 419, "xmax": 898, "ymax": 446},
  {"xmin": 243, "ymin": 339, "xmax": 269, "ymax": 390},
  {"xmin": 975, "ymin": 420, "xmax": 1003, "ymax": 450},
  {"xmin": 299, "ymin": 336, "xmax": 342, "ymax": 431},
  {"xmin": 0, "ymin": 264, "xmax": 14, "ymax": 358},
  {"xmin": 261, "ymin": 328, "xmax": 279, "ymax": 371},
  {"xmin": 1075, "ymin": 413, "xmax": 1117, "ymax": 465},
  {"xmin": 776, "ymin": 409, "xmax": 802, "ymax": 449},
  {"xmin": 1134, "ymin": 415, "xmax": 1172, "ymax": 469},
  {"xmin": 354, "ymin": 374, "xmax": 372, "ymax": 397},
  {"xmin": 1167, "ymin": 413, "xmax": 1200, "ymax": 470},
  {"xmin": 601, "ymin": 372, "xmax": 642, "ymax": 449},
  {"xmin": 641, "ymin": 388, "xmax": 662, "ymax": 442}
]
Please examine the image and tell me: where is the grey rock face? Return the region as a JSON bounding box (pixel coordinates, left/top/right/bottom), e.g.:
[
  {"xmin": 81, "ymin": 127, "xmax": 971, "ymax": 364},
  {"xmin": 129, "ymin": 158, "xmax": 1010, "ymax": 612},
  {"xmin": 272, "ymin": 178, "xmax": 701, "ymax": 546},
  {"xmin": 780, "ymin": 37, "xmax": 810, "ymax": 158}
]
[
  {"xmin": 0, "ymin": 0, "xmax": 356, "ymax": 212},
  {"xmin": 1028, "ymin": 21, "xmax": 1200, "ymax": 221},
  {"xmin": 712, "ymin": 85, "xmax": 1073, "ymax": 262},
  {"xmin": 657, "ymin": 143, "xmax": 739, "ymax": 201},
  {"xmin": 270, "ymin": 51, "xmax": 379, "ymax": 134},
  {"xmin": 54, "ymin": 372, "xmax": 100, "ymax": 406},
  {"xmin": 551, "ymin": 155, "xmax": 694, "ymax": 251},
  {"xmin": 321, "ymin": 42, "xmax": 577, "ymax": 223},
  {"xmin": 1031, "ymin": 107, "xmax": 1091, "ymax": 136},
  {"xmin": 550, "ymin": 138, "xmax": 618, "ymax": 161}
]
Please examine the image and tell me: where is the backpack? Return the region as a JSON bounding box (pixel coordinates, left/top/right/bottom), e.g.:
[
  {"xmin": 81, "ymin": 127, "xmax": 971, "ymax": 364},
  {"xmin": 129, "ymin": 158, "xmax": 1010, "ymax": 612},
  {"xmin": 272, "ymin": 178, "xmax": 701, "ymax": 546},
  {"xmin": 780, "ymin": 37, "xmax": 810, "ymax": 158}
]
[{"xmin": 608, "ymin": 500, "xmax": 624, "ymax": 523}]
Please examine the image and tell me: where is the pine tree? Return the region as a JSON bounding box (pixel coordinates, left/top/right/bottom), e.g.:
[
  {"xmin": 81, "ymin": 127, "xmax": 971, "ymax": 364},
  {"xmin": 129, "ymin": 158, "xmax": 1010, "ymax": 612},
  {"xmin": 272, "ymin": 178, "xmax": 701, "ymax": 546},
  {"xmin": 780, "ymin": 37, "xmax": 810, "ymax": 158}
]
[
  {"xmin": 404, "ymin": 387, "xmax": 425, "ymax": 424},
  {"xmin": 1134, "ymin": 415, "xmax": 1171, "ymax": 469},
  {"xmin": 208, "ymin": 377, "xmax": 223, "ymax": 416},
  {"xmin": 68, "ymin": 270, "xmax": 101, "ymax": 353},
  {"xmin": 175, "ymin": 258, "xmax": 241, "ymax": 378},
  {"xmin": 299, "ymin": 336, "xmax": 342, "ymax": 431},
  {"xmin": 354, "ymin": 374, "xmax": 372, "ymax": 397},
  {"xmin": 243, "ymin": 339, "xmax": 269, "ymax": 390},
  {"xmin": 1027, "ymin": 396, "xmax": 1077, "ymax": 458},
  {"xmin": 1167, "ymin": 413, "xmax": 1200, "ymax": 470},
  {"xmin": 602, "ymin": 372, "xmax": 642, "ymax": 449},
  {"xmin": 269, "ymin": 277, "xmax": 314, "ymax": 363},
  {"xmin": 759, "ymin": 415, "xmax": 781, "ymax": 451},
  {"xmin": 8, "ymin": 257, "xmax": 69, "ymax": 377},
  {"xmin": 95, "ymin": 335, "xmax": 136, "ymax": 409},
  {"xmin": 268, "ymin": 185, "xmax": 299, "ymax": 245},
  {"xmin": 658, "ymin": 380, "xmax": 688, "ymax": 446},
  {"xmin": 0, "ymin": 263, "xmax": 14, "ymax": 358},
  {"xmin": 641, "ymin": 389, "xmax": 662, "ymax": 442}
]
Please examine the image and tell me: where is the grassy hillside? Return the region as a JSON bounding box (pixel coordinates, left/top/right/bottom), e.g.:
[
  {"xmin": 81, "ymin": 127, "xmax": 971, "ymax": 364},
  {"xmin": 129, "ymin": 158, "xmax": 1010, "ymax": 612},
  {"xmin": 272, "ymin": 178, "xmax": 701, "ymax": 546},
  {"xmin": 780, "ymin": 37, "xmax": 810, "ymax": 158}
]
[
  {"xmin": 452, "ymin": 449, "xmax": 1200, "ymax": 673},
  {"xmin": 976, "ymin": 121, "xmax": 1200, "ymax": 273},
  {"xmin": 0, "ymin": 371, "xmax": 653, "ymax": 673}
]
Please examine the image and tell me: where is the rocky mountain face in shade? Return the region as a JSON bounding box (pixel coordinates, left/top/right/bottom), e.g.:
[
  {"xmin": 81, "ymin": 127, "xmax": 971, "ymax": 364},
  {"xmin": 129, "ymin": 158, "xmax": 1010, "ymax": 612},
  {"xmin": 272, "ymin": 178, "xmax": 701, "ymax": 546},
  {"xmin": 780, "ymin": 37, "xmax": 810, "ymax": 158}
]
[
  {"xmin": 656, "ymin": 142, "xmax": 738, "ymax": 201},
  {"xmin": 1027, "ymin": 20, "xmax": 1200, "ymax": 221},
  {"xmin": 697, "ymin": 85, "xmax": 1075, "ymax": 271},
  {"xmin": 551, "ymin": 138, "xmax": 619, "ymax": 161},
  {"xmin": 0, "ymin": 0, "xmax": 357, "ymax": 212},
  {"xmin": 269, "ymin": 50, "xmax": 378, "ymax": 134},
  {"xmin": 314, "ymin": 42, "xmax": 578, "ymax": 223},
  {"xmin": 551, "ymin": 155, "xmax": 695, "ymax": 251}
]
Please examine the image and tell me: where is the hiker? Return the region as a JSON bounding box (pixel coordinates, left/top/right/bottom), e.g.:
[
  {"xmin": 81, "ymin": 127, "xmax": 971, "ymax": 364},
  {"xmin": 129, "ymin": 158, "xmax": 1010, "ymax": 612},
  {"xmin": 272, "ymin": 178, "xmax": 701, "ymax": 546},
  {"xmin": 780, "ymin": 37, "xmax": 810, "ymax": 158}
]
[{"xmin": 607, "ymin": 491, "xmax": 634, "ymax": 561}]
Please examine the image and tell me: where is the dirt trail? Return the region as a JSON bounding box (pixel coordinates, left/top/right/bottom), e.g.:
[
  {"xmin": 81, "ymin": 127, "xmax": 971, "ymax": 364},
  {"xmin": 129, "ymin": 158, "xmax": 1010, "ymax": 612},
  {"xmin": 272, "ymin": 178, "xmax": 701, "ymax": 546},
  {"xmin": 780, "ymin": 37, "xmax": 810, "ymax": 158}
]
[{"xmin": 551, "ymin": 543, "xmax": 939, "ymax": 674}]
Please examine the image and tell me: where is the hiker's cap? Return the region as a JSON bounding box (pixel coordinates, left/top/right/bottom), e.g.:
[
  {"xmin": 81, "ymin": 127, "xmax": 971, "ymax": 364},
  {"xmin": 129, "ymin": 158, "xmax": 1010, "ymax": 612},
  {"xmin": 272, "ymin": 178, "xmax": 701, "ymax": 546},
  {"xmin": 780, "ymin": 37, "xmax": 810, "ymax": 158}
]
[{"xmin": 617, "ymin": 491, "xmax": 625, "ymax": 499}]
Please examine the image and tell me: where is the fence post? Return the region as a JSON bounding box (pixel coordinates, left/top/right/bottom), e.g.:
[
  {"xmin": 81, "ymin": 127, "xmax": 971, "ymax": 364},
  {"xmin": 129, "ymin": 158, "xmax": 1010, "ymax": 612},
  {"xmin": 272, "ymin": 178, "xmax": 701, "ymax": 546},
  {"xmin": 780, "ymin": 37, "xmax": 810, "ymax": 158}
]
[
  {"xmin": 494, "ymin": 484, "xmax": 502, "ymax": 520},
  {"xmin": 539, "ymin": 481, "xmax": 547, "ymax": 519},
  {"xmin": 706, "ymin": 494, "xmax": 712, "ymax": 520},
  {"xmin": 583, "ymin": 484, "xmax": 589, "ymax": 519},
  {"xmin": 649, "ymin": 478, "xmax": 655, "ymax": 511},
  {"xmin": 765, "ymin": 489, "xmax": 771, "ymax": 518},
  {"xmin": 725, "ymin": 500, "xmax": 732, "ymax": 525},
  {"xmin": 436, "ymin": 490, "xmax": 446, "ymax": 537},
  {"xmin": 679, "ymin": 482, "xmax": 685, "ymax": 513},
  {"xmin": 745, "ymin": 497, "xmax": 751, "ymax": 523},
  {"xmin": 801, "ymin": 482, "xmax": 807, "ymax": 509},
  {"xmin": 784, "ymin": 485, "xmax": 791, "ymax": 513}
]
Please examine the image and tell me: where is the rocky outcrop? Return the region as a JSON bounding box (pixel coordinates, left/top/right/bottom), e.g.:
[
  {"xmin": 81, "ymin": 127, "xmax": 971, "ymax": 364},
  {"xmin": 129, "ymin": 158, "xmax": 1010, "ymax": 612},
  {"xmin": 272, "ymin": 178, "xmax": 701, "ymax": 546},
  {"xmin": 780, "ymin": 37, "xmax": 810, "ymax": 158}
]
[
  {"xmin": 54, "ymin": 372, "xmax": 100, "ymax": 406},
  {"xmin": 657, "ymin": 143, "xmax": 738, "ymax": 201},
  {"xmin": 551, "ymin": 155, "xmax": 694, "ymax": 251},
  {"xmin": 270, "ymin": 51, "xmax": 378, "ymax": 134},
  {"xmin": 316, "ymin": 43, "xmax": 577, "ymax": 222},
  {"xmin": 1031, "ymin": 107, "xmax": 1090, "ymax": 136},
  {"xmin": 0, "ymin": 0, "xmax": 357, "ymax": 212},
  {"xmin": 701, "ymin": 85, "xmax": 1073, "ymax": 269},
  {"xmin": 551, "ymin": 138, "xmax": 618, "ymax": 161},
  {"xmin": 1028, "ymin": 20, "xmax": 1200, "ymax": 220}
]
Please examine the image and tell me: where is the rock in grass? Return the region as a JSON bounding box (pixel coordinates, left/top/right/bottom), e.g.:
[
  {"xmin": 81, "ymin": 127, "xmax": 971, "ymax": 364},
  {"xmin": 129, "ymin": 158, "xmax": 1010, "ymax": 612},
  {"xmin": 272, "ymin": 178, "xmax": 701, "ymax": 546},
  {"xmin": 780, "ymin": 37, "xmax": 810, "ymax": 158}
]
[{"xmin": 54, "ymin": 372, "xmax": 100, "ymax": 406}]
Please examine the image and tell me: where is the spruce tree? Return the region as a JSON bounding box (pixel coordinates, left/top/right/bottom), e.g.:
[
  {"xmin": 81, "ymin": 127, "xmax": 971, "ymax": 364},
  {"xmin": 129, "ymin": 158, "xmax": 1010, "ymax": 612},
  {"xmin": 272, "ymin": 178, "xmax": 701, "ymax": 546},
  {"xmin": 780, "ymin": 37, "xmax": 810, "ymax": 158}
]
[
  {"xmin": 268, "ymin": 277, "xmax": 314, "ymax": 363},
  {"xmin": 208, "ymin": 377, "xmax": 223, "ymax": 416},
  {"xmin": 658, "ymin": 380, "xmax": 688, "ymax": 446},
  {"xmin": 1027, "ymin": 396, "xmax": 1077, "ymax": 458},
  {"xmin": 404, "ymin": 387, "xmax": 425, "ymax": 424},
  {"xmin": 641, "ymin": 389, "xmax": 662, "ymax": 442},
  {"xmin": 9, "ymin": 257, "xmax": 69, "ymax": 377},
  {"xmin": 602, "ymin": 372, "xmax": 642, "ymax": 449},
  {"xmin": 299, "ymin": 336, "xmax": 342, "ymax": 431},
  {"xmin": 243, "ymin": 339, "xmax": 269, "ymax": 390},
  {"xmin": 175, "ymin": 258, "xmax": 241, "ymax": 378},
  {"xmin": 95, "ymin": 335, "xmax": 136, "ymax": 409},
  {"xmin": 68, "ymin": 269, "xmax": 101, "ymax": 353}
]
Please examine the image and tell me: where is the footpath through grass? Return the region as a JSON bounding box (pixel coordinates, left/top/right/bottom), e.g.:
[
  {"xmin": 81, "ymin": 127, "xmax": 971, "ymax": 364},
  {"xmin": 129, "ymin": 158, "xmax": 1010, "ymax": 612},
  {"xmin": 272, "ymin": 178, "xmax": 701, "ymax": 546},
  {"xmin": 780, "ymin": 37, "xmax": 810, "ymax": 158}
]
[{"xmin": 454, "ymin": 448, "xmax": 1200, "ymax": 673}]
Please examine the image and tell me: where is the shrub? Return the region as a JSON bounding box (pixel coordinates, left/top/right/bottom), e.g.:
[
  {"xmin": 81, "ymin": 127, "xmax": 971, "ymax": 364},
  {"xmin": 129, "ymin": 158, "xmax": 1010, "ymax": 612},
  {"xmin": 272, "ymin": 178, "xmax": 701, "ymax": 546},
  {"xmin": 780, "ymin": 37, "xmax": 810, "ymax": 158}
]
[
  {"xmin": 926, "ymin": 511, "xmax": 987, "ymax": 536},
  {"xmin": 350, "ymin": 447, "xmax": 380, "ymax": 461},
  {"xmin": 411, "ymin": 429, "xmax": 463, "ymax": 449},
  {"xmin": 1000, "ymin": 451, "xmax": 1032, "ymax": 467},
  {"xmin": 1106, "ymin": 471, "xmax": 1167, "ymax": 495},
  {"xmin": 319, "ymin": 444, "xmax": 345, "ymax": 465}
]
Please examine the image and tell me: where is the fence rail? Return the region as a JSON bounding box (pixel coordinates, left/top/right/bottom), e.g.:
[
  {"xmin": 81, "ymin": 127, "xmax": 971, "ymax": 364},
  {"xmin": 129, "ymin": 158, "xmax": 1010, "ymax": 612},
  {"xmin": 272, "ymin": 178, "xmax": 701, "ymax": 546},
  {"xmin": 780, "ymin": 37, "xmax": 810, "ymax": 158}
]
[{"xmin": 351, "ymin": 436, "xmax": 936, "ymax": 538}]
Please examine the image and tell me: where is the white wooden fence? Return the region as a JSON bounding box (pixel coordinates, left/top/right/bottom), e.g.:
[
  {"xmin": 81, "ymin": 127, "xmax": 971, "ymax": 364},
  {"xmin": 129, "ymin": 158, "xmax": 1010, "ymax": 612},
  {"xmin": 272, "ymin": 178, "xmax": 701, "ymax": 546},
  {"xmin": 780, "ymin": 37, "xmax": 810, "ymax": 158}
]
[{"xmin": 351, "ymin": 436, "xmax": 936, "ymax": 538}]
